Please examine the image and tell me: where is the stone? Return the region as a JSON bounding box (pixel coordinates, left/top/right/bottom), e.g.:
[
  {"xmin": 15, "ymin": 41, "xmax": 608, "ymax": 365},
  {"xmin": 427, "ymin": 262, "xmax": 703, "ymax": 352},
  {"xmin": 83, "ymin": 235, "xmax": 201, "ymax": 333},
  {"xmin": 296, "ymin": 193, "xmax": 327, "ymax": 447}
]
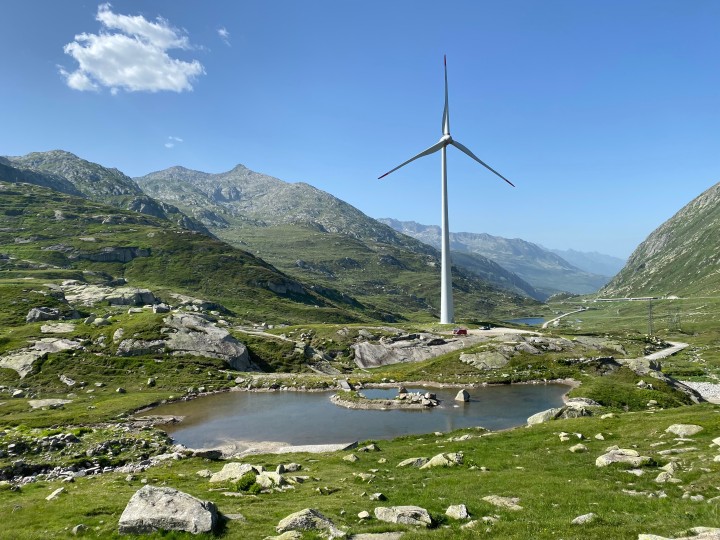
[
  {"xmin": 655, "ymin": 471, "xmax": 675, "ymax": 483},
  {"xmin": 118, "ymin": 485, "xmax": 217, "ymax": 534},
  {"xmin": 11, "ymin": 389, "xmax": 24, "ymax": 398},
  {"xmin": 276, "ymin": 508, "xmax": 345, "ymax": 538},
  {"xmin": 459, "ymin": 351, "xmax": 510, "ymax": 370},
  {"xmin": 256, "ymin": 471, "xmax": 286, "ymax": 489},
  {"xmin": 570, "ymin": 444, "xmax": 588, "ymax": 453},
  {"xmin": 455, "ymin": 389, "xmax": 470, "ymax": 402},
  {"xmin": 397, "ymin": 457, "xmax": 428, "ymax": 468},
  {"xmin": 420, "ymin": 452, "xmax": 463, "ymax": 469},
  {"xmin": 527, "ymin": 407, "xmax": 563, "ymax": 425},
  {"xmin": 28, "ymin": 398, "xmax": 72, "ymax": 409},
  {"xmin": 153, "ymin": 303, "xmax": 171, "ymax": 314},
  {"xmin": 46, "ymin": 487, "xmax": 65, "ymax": 501},
  {"xmin": 26, "ymin": 307, "xmax": 60, "ymax": 323},
  {"xmin": 595, "ymin": 449, "xmax": 652, "ymax": 467},
  {"xmin": 571, "ymin": 512, "xmax": 596, "ymax": 525},
  {"xmin": 358, "ymin": 511, "xmax": 371, "ymax": 519},
  {"xmin": 209, "ymin": 462, "xmax": 262, "ymax": 483},
  {"xmin": 344, "ymin": 453, "xmax": 360, "ymax": 462},
  {"xmin": 41, "ymin": 322, "xmax": 76, "ymax": 334},
  {"xmin": 369, "ymin": 492, "xmax": 386, "ymax": 501},
  {"xmin": 163, "ymin": 313, "xmax": 256, "ymax": 371},
  {"xmin": 665, "ymin": 424, "xmax": 703, "ymax": 437},
  {"xmin": 72, "ymin": 524, "xmax": 88, "ymax": 535},
  {"xmin": 482, "ymin": 495, "xmax": 523, "ymax": 511},
  {"xmin": 374, "ymin": 506, "xmax": 432, "ymax": 527},
  {"xmin": 446, "ymin": 504, "xmax": 470, "ymax": 520},
  {"xmin": 264, "ymin": 532, "xmax": 303, "ymax": 540}
]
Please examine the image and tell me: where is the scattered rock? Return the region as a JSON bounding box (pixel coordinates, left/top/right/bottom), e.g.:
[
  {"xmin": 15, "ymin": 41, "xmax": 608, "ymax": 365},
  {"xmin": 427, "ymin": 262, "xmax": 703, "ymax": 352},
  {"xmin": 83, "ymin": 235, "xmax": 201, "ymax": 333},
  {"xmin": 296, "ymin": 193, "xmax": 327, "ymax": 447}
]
[
  {"xmin": 665, "ymin": 424, "xmax": 703, "ymax": 437},
  {"xmin": 571, "ymin": 512, "xmax": 596, "ymax": 525},
  {"xmin": 446, "ymin": 504, "xmax": 470, "ymax": 520},
  {"xmin": 72, "ymin": 524, "xmax": 88, "ymax": 536},
  {"xmin": 374, "ymin": 506, "xmax": 432, "ymax": 527},
  {"xmin": 26, "ymin": 307, "xmax": 60, "ymax": 323},
  {"xmin": 527, "ymin": 407, "xmax": 564, "ymax": 425},
  {"xmin": 209, "ymin": 462, "xmax": 262, "ymax": 483},
  {"xmin": 397, "ymin": 457, "xmax": 428, "ymax": 468},
  {"xmin": 570, "ymin": 444, "xmax": 588, "ymax": 453},
  {"xmin": 358, "ymin": 511, "xmax": 371, "ymax": 520},
  {"xmin": 344, "ymin": 454, "xmax": 360, "ymax": 463},
  {"xmin": 420, "ymin": 452, "xmax": 463, "ymax": 469},
  {"xmin": 482, "ymin": 495, "xmax": 523, "ymax": 511},
  {"xmin": 118, "ymin": 485, "xmax": 218, "ymax": 534},
  {"xmin": 595, "ymin": 449, "xmax": 652, "ymax": 468},
  {"xmin": 46, "ymin": 487, "xmax": 65, "ymax": 501},
  {"xmin": 276, "ymin": 508, "xmax": 345, "ymax": 538}
]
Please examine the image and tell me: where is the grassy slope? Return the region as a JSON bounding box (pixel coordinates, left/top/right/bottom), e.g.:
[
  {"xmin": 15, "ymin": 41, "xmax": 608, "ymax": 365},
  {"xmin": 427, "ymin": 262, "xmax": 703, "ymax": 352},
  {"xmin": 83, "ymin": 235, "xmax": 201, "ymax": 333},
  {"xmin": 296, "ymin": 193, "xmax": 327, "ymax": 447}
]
[
  {"xmin": 0, "ymin": 181, "xmax": 360, "ymax": 324},
  {"xmin": 1, "ymin": 404, "xmax": 719, "ymax": 539}
]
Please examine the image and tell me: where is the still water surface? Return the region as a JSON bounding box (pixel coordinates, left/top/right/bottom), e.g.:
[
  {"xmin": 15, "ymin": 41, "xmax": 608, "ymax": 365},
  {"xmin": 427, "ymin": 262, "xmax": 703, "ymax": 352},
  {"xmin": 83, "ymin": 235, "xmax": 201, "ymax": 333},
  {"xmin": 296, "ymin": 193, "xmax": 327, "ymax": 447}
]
[
  {"xmin": 151, "ymin": 384, "xmax": 567, "ymax": 448},
  {"xmin": 504, "ymin": 317, "xmax": 546, "ymax": 326}
]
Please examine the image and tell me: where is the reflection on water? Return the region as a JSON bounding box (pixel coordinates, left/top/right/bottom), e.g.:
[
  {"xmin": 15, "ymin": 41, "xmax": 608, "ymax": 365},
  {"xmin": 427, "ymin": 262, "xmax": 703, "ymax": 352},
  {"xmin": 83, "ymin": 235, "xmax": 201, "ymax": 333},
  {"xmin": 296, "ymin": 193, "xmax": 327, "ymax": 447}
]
[{"xmin": 150, "ymin": 384, "xmax": 567, "ymax": 448}]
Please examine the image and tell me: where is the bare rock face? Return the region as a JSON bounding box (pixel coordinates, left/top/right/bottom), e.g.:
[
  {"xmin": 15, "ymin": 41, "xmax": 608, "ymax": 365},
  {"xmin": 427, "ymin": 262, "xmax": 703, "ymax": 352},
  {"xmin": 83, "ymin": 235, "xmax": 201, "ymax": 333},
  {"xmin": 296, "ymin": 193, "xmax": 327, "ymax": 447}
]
[
  {"xmin": 595, "ymin": 448, "xmax": 652, "ymax": 468},
  {"xmin": 163, "ymin": 313, "xmax": 256, "ymax": 371},
  {"xmin": 665, "ymin": 424, "xmax": 703, "ymax": 437},
  {"xmin": 353, "ymin": 333, "xmax": 482, "ymax": 368},
  {"xmin": 209, "ymin": 462, "xmax": 263, "ymax": 483},
  {"xmin": 118, "ymin": 485, "xmax": 217, "ymax": 535},
  {"xmin": 460, "ymin": 351, "xmax": 509, "ymax": 370}
]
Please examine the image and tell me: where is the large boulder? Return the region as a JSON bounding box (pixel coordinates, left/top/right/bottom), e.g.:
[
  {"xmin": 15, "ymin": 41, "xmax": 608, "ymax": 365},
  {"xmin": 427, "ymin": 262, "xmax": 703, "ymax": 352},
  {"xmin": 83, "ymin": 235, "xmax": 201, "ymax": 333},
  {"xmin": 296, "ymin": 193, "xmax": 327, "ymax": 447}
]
[
  {"xmin": 26, "ymin": 307, "xmax": 60, "ymax": 323},
  {"xmin": 595, "ymin": 448, "xmax": 652, "ymax": 468},
  {"xmin": 276, "ymin": 508, "xmax": 345, "ymax": 538},
  {"xmin": 209, "ymin": 462, "xmax": 262, "ymax": 483},
  {"xmin": 527, "ymin": 407, "xmax": 564, "ymax": 425},
  {"xmin": 374, "ymin": 506, "xmax": 432, "ymax": 527},
  {"xmin": 459, "ymin": 351, "xmax": 509, "ymax": 370},
  {"xmin": 164, "ymin": 313, "xmax": 256, "ymax": 371},
  {"xmin": 666, "ymin": 424, "xmax": 703, "ymax": 437},
  {"xmin": 118, "ymin": 485, "xmax": 217, "ymax": 535},
  {"xmin": 420, "ymin": 452, "xmax": 463, "ymax": 469}
]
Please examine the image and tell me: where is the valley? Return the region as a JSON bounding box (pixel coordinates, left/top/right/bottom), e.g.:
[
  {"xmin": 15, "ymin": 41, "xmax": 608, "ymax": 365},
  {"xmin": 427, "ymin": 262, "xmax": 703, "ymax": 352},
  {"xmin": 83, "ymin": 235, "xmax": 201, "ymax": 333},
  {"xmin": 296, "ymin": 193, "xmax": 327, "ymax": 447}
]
[{"xmin": 0, "ymin": 152, "xmax": 719, "ymax": 539}]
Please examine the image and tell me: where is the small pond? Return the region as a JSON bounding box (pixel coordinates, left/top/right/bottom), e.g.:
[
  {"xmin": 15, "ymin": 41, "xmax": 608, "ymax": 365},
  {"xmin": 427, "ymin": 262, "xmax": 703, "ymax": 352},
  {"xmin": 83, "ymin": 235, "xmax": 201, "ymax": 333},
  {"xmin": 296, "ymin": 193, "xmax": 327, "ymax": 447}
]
[
  {"xmin": 504, "ymin": 317, "xmax": 546, "ymax": 326},
  {"xmin": 151, "ymin": 383, "xmax": 567, "ymax": 449}
]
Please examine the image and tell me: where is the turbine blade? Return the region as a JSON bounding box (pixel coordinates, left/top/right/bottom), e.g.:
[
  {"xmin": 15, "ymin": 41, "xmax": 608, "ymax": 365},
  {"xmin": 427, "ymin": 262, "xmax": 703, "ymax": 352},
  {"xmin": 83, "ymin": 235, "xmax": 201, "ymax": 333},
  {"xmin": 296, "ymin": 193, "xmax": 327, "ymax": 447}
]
[
  {"xmin": 451, "ymin": 140, "xmax": 515, "ymax": 187},
  {"xmin": 442, "ymin": 55, "xmax": 450, "ymax": 135},
  {"xmin": 378, "ymin": 139, "xmax": 445, "ymax": 179}
]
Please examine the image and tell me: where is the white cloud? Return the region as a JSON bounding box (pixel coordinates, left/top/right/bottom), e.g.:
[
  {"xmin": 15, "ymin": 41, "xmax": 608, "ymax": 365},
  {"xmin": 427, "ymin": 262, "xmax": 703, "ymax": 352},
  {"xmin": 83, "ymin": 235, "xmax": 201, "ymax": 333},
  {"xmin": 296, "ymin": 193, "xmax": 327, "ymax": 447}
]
[
  {"xmin": 165, "ymin": 136, "xmax": 183, "ymax": 149},
  {"xmin": 61, "ymin": 3, "xmax": 205, "ymax": 93},
  {"xmin": 218, "ymin": 27, "xmax": 230, "ymax": 46}
]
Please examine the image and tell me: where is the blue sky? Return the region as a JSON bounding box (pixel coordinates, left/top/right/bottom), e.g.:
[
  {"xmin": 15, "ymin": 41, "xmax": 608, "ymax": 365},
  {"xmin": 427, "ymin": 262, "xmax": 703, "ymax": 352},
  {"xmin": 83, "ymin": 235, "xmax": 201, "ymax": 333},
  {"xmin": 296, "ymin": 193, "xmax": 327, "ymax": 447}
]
[{"xmin": 2, "ymin": 1, "xmax": 719, "ymax": 259}]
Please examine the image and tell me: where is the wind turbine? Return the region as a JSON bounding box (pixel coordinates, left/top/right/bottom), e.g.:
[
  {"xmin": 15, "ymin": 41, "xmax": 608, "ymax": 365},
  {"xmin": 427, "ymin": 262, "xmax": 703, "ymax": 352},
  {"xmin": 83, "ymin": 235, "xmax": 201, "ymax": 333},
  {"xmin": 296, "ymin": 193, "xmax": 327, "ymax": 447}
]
[{"xmin": 379, "ymin": 56, "xmax": 515, "ymax": 324}]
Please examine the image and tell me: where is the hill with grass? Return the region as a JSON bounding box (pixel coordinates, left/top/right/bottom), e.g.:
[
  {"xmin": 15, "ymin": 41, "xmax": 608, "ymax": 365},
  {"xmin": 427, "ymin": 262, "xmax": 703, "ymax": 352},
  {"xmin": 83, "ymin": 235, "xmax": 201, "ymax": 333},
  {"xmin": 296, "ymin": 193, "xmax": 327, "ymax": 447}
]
[
  {"xmin": 135, "ymin": 164, "xmax": 540, "ymax": 320},
  {"xmin": 0, "ymin": 179, "xmax": 363, "ymax": 324},
  {"xmin": 601, "ymin": 181, "xmax": 720, "ymax": 298},
  {"xmin": 3, "ymin": 151, "xmax": 210, "ymax": 235},
  {"xmin": 380, "ymin": 218, "xmax": 611, "ymax": 297}
]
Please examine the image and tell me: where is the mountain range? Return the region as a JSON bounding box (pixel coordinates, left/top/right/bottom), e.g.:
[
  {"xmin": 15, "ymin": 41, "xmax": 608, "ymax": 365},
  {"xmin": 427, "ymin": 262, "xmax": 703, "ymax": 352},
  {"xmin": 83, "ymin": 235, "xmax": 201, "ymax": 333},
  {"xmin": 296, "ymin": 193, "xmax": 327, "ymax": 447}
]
[
  {"xmin": 378, "ymin": 219, "xmax": 614, "ymax": 299},
  {"xmin": 1, "ymin": 151, "xmax": 538, "ymax": 322}
]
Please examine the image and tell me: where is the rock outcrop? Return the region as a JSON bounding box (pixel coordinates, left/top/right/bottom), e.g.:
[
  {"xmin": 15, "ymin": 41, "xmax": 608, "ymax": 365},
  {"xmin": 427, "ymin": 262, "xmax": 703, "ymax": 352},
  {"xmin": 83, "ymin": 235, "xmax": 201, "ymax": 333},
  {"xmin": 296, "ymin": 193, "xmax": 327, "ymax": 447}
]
[
  {"xmin": 374, "ymin": 506, "xmax": 432, "ymax": 527},
  {"xmin": 275, "ymin": 508, "xmax": 345, "ymax": 538}
]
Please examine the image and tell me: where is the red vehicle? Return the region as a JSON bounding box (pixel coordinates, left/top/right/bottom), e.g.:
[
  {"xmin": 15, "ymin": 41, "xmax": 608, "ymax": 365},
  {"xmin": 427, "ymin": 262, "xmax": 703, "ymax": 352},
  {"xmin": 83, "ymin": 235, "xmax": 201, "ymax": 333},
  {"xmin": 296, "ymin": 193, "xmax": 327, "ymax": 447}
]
[{"xmin": 452, "ymin": 328, "xmax": 468, "ymax": 335}]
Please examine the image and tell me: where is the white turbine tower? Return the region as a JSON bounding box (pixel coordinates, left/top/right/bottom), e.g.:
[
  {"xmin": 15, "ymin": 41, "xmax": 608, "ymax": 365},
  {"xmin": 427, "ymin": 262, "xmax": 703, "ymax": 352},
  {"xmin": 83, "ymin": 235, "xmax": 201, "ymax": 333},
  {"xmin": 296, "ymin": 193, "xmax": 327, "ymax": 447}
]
[{"xmin": 379, "ymin": 56, "xmax": 515, "ymax": 324}]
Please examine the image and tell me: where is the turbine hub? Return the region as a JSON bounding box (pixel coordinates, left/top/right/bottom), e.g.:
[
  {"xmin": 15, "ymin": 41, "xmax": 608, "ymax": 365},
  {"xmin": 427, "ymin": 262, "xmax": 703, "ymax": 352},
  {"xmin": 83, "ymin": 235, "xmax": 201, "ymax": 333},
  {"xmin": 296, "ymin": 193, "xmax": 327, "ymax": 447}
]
[{"xmin": 440, "ymin": 134, "xmax": 452, "ymax": 144}]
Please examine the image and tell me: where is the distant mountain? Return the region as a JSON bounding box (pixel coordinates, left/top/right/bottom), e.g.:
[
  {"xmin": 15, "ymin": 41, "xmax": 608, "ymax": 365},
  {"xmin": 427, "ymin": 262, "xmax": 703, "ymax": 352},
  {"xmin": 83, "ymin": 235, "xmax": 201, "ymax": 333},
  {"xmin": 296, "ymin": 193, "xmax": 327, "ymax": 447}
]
[
  {"xmin": 601, "ymin": 181, "xmax": 720, "ymax": 298},
  {"xmin": 4, "ymin": 151, "xmax": 210, "ymax": 235},
  {"xmin": 136, "ymin": 165, "xmax": 539, "ymax": 319},
  {"xmin": 379, "ymin": 219, "xmax": 610, "ymax": 296},
  {"xmin": 548, "ymin": 248, "xmax": 625, "ymax": 277}
]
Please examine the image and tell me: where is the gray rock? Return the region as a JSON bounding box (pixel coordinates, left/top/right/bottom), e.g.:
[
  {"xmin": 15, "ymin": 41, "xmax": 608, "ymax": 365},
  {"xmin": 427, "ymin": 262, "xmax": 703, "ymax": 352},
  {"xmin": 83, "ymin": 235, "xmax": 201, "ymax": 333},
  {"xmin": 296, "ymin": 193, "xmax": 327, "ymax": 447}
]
[
  {"xmin": 26, "ymin": 307, "xmax": 60, "ymax": 323},
  {"xmin": 665, "ymin": 424, "xmax": 703, "ymax": 437},
  {"xmin": 118, "ymin": 485, "xmax": 217, "ymax": 534},
  {"xmin": 420, "ymin": 452, "xmax": 463, "ymax": 469},
  {"xmin": 569, "ymin": 444, "xmax": 588, "ymax": 453},
  {"xmin": 209, "ymin": 462, "xmax": 262, "ymax": 483},
  {"xmin": 164, "ymin": 313, "xmax": 256, "ymax": 371},
  {"xmin": 397, "ymin": 457, "xmax": 428, "ymax": 468},
  {"xmin": 527, "ymin": 407, "xmax": 563, "ymax": 426},
  {"xmin": 41, "ymin": 322, "xmax": 76, "ymax": 333},
  {"xmin": 595, "ymin": 449, "xmax": 652, "ymax": 468},
  {"xmin": 46, "ymin": 487, "xmax": 65, "ymax": 501},
  {"xmin": 446, "ymin": 504, "xmax": 470, "ymax": 520},
  {"xmin": 276, "ymin": 508, "xmax": 345, "ymax": 538},
  {"xmin": 116, "ymin": 339, "xmax": 165, "ymax": 357},
  {"xmin": 455, "ymin": 389, "xmax": 470, "ymax": 402},
  {"xmin": 482, "ymin": 495, "xmax": 523, "ymax": 511},
  {"xmin": 153, "ymin": 303, "xmax": 171, "ymax": 314},
  {"xmin": 571, "ymin": 512, "xmax": 596, "ymax": 525},
  {"xmin": 460, "ymin": 351, "xmax": 509, "ymax": 370},
  {"xmin": 256, "ymin": 472, "xmax": 286, "ymax": 489},
  {"xmin": 374, "ymin": 506, "xmax": 432, "ymax": 527}
]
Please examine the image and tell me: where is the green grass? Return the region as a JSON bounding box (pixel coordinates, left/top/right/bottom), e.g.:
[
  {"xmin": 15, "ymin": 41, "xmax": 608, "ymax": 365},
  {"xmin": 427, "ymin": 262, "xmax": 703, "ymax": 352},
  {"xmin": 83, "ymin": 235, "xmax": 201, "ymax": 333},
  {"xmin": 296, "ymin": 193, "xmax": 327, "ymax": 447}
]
[{"xmin": 2, "ymin": 404, "xmax": 720, "ymax": 539}]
